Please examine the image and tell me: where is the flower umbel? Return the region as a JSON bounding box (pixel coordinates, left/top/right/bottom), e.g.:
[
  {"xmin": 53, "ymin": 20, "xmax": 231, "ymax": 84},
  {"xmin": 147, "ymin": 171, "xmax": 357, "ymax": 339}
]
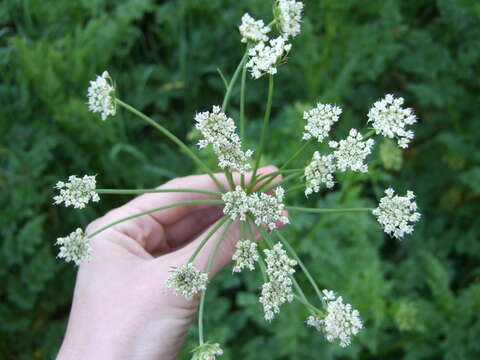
[
  {"xmin": 246, "ymin": 36, "xmax": 292, "ymax": 79},
  {"xmin": 53, "ymin": 175, "xmax": 99, "ymax": 209},
  {"xmin": 87, "ymin": 70, "xmax": 116, "ymax": 120},
  {"xmin": 367, "ymin": 94, "xmax": 417, "ymax": 148},
  {"xmin": 239, "ymin": 13, "xmax": 271, "ymax": 43},
  {"xmin": 222, "ymin": 186, "xmax": 250, "ymax": 221},
  {"xmin": 277, "ymin": 0, "xmax": 304, "ymax": 39},
  {"xmin": 302, "ymin": 103, "xmax": 342, "ymax": 143},
  {"xmin": 372, "ymin": 188, "xmax": 421, "ymax": 239},
  {"xmin": 259, "ymin": 243, "xmax": 297, "ymax": 321},
  {"xmin": 166, "ymin": 263, "xmax": 208, "ymax": 300},
  {"xmin": 56, "ymin": 228, "xmax": 92, "ymax": 266},
  {"xmin": 232, "ymin": 239, "xmax": 259, "ymax": 272},
  {"xmin": 304, "ymin": 152, "xmax": 336, "ymax": 195},
  {"xmin": 195, "ymin": 106, "xmax": 253, "ymax": 173},
  {"xmin": 191, "ymin": 342, "xmax": 223, "ymax": 360},
  {"xmin": 248, "ymin": 187, "xmax": 289, "ymax": 230},
  {"xmin": 329, "ymin": 128, "xmax": 375, "ymax": 173},
  {"xmin": 307, "ymin": 289, "xmax": 363, "ymax": 347}
]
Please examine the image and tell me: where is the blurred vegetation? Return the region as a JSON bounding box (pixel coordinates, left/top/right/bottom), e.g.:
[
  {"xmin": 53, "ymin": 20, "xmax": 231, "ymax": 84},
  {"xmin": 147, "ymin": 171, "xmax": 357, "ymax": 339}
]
[{"xmin": 1, "ymin": 0, "xmax": 480, "ymax": 359}]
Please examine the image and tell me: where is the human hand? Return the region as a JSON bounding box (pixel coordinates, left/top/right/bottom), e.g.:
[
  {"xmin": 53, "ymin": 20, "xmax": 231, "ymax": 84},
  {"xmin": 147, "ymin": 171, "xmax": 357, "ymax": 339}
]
[{"xmin": 56, "ymin": 166, "xmax": 280, "ymax": 360}]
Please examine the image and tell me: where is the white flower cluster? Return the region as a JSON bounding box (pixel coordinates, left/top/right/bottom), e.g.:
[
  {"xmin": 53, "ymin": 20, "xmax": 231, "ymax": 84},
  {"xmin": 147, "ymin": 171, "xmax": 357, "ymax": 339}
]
[
  {"xmin": 239, "ymin": 13, "xmax": 270, "ymax": 43},
  {"xmin": 304, "ymin": 129, "xmax": 374, "ymax": 195},
  {"xmin": 232, "ymin": 239, "xmax": 259, "ymax": 272},
  {"xmin": 306, "ymin": 289, "xmax": 363, "ymax": 347},
  {"xmin": 367, "ymin": 94, "xmax": 417, "ymax": 148},
  {"xmin": 372, "ymin": 188, "xmax": 421, "ymax": 239},
  {"xmin": 195, "ymin": 106, "xmax": 253, "ymax": 173},
  {"xmin": 249, "ymin": 187, "xmax": 289, "ymax": 230},
  {"xmin": 304, "ymin": 152, "xmax": 336, "ymax": 196},
  {"xmin": 53, "ymin": 175, "xmax": 100, "ymax": 209},
  {"xmin": 260, "ymin": 243, "xmax": 297, "ymax": 321},
  {"xmin": 277, "ymin": 0, "xmax": 304, "ymax": 39},
  {"xmin": 222, "ymin": 186, "xmax": 288, "ymax": 230},
  {"xmin": 329, "ymin": 129, "xmax": 375, "ymax": 173},
  {"xmin": 302, "ymin": 103, "xmax": 342, "ymax": 142},
  {"xmin": 87, "ymin": 71, "xmax": 116, "ymax": 120},
  {"xmin": 56, "ymin": 228, "xmax": 92, "ymax": 266},
  {"xmin": 166, "ymin": 263, "xmax": 208, "ymax": 300},
  {"xmin": 191, "ymin": 342, "xmax": 224, "ymax": 360},
  {"xmin": 246, "ymin": 36, "xmax": 292, "ymax": 79}
]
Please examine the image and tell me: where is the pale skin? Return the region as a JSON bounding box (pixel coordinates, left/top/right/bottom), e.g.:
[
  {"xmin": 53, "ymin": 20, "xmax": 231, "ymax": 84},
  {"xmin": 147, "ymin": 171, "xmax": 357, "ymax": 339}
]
[{"xmin": 57, "ymin": 166, "xmax": 281, "ymax": 360}]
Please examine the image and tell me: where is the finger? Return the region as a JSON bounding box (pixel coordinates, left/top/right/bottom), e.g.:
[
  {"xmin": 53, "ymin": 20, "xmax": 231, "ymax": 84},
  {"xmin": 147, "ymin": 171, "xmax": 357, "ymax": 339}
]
[{"xmin": 130, "ymin": 165, "xmax": 280, "ymax": 226}]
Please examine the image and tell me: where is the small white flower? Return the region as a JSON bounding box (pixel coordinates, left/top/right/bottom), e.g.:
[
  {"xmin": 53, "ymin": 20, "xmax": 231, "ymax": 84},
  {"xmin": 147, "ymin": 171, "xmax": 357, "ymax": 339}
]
[
  {"xmin": 307, "ymin": 290, "xmax": 363, "ymax": 347},
  {"xmin": 222, "ymin": 186, "xmax": 250, "ymax": 221},
  {"xmin": 239, "ymin": 13, "xmax": 270, "ymax": 43},
  {"xmin": 53, "ymin": 175, "xmax": 100, "ymax": 209},
  {"xmin": 195, "ymin": 106, "xmax": 252, "ymax": 173},
  {"xmin": 248, "ymin": 187, "xmax": 289, "ymax": 230},
  {"xmin": 56, "ymin": 228, "xmax": 92, "ymax": 266},
  {"xmin": 166, "ymin": 263, "xmax": 208, "ymax": 300},
  {"xmin": 304, "ymin": 152, "xmax": 336, "ymax": 196},
  {"xmin": 277, "ymin": 0, "xmax": 304, "ymax": 39},
  {"xmin": 303, "ymin": 103, "xmax": 342, "ymax": 142},
  {"xmin": 373, "ymin": 188, "xmax": 421, "ymax": 239},
  {"xmin": 87, "ymin": 71, "xmax": 116, "ymax": 120},
  {"xmin": 329, "ymin": 128, "xmax": 375, "ymax": 173},
  {"xmin": 246, "ymin": 36, "xmax": 292, "ymax": 79},
  {"xmin": 232, "ymin": 240, "xmax": 259, "ymax": 272},
  {"xmin": 191, "ymin": 342, "xmax": 223, "ymax": 360},
  {"xmin": 367, "ymin": 94, "xmax": 417, "ymax": 148},
  {"xmin": 259, "ymin": 243, "xmax": 297, "ymax": 321}
]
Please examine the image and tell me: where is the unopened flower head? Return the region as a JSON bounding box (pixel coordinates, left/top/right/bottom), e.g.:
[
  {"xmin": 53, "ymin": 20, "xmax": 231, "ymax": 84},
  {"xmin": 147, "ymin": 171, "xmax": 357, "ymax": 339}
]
[
  {"xmin": 303, "ymin": 103, "xmax": 342, "ymax": 142},
  {"xmin": 246, "ymin": 36, "xmax": 292, "ymax": 79},
  {"xmin": 87, "ymin": 71, "xmax": 116, "ymax": 120},
  {"xmin": 195, "ymin": 106, "xmax": 252, "ymax": 173},
  {"xmin": 232, "ymin": 239, "xmax": 259, "ymax": 272},
  {"xmin": 222, "ymin": 186, "xmax": 249, "ymax": 221},
  {"xmin": 248, "ymin": 187, "xmax": 289, "ymax": 230},
  {"xmin": 260, "ymin": 280, "xmax": 294, "ymax": 322},
  {"xmin": 56, "ymin": 228, "xmax": 92, "ymax": 266},
  {"xmin": 239, "ymin": 13, "xmax": 270, "ymax": 43},
  {"xmin": 367, "ymin": 94, "xmax": 417, "ymax": 148},
  {"xmin": 372, "ymin": 188, "xmax": 421, "ymax": 239},
  {"xmin": 307, "ymin": 289, "xmax": 363, "ymax": 347},
  {"xmin": 259, "ymin": 242, "xmax": 297, "ymax": 321},
  {"xmin": 305, "ymin": 152, "xmax": 336, "ymax": 196},
  {"xmin": 166, "ymin": 263, "xmax": 208, "ymax": 300},
  {"xmin": 329, "ymin": 129, "xmax": 374, "ymax": 173},
  {"xmin": 191, "ymin": 342, "xmax": 223, "ymax": 360},
  {"xmin": 277, "ymin": 0, "xmax": 304, "ymax": 38},
  {"xmin": 53, "ymin": 175, "xmax": 100, "ymax": 209}
]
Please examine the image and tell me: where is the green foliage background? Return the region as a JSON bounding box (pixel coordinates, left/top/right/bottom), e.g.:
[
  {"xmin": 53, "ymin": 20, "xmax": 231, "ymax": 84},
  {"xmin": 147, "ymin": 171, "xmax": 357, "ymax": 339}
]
[{"xmin": 1, "ymin": 0, "xmax": 480, "ymax": 358}]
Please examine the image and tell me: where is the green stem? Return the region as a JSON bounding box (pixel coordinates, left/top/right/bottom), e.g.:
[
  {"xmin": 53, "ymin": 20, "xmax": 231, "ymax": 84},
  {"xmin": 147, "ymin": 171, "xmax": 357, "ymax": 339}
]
[
  {"xmin": 364, "ymin": 129, "xmax": 376, "ymax": 139},
  {"xmin": 275, "ymin": 231, "xmax": 323, "ymax": 300},
  {"xmin": 221, "ymin": 52, "xmax": 249, "ymax": 112},
  {"xmin": 240, "ymin": 57, "xmax": 247, "ymax": 140},
  {"xmin": 294, "ymin": 294, "xmax": 319, "ymax": 314},
  {"xmin": 96, "ymin": 188, "xmax": 221, "ymax": 196},
  {"xmin": 251, "ymin": 75, "xmax": 274, "ymax": 184},
  {"xmin": 116, "ymin": 99, "xmax": 226, "ymax": 193},
  {"xmin": 261, "ymin": 172, "xmax": 302, "ymax": 193},
  {"xmin": 87, "ymin": 200, "xmax": 223, "ymax": 239},
  {"xmin": 248, "ymin": 169, "xmax": 303, "ymax": 193},
  {"xmin": 280, "ymin": 139, "xmax": 313, "ymax": 170},
  {"xmin": 216, "ymin": 68, "xmax": 228, "ymax": 90},
  {"xmin": 198, "ymin": 219, "xmax": 233, "ymax": 345},
  {"xmin": 188, "ymin": 216, "xmax": 228, "ymax": 263},
  {"xmin": 286, "ymin": 206, "xmax": 373, "ymax": 214},
  {"xmin": 188, "ymin": 216, "xmax": 229, "ymax": 263},
  {"xmin": 285, "ymin": 184, "xmax": 305, "ymax": 195}
]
